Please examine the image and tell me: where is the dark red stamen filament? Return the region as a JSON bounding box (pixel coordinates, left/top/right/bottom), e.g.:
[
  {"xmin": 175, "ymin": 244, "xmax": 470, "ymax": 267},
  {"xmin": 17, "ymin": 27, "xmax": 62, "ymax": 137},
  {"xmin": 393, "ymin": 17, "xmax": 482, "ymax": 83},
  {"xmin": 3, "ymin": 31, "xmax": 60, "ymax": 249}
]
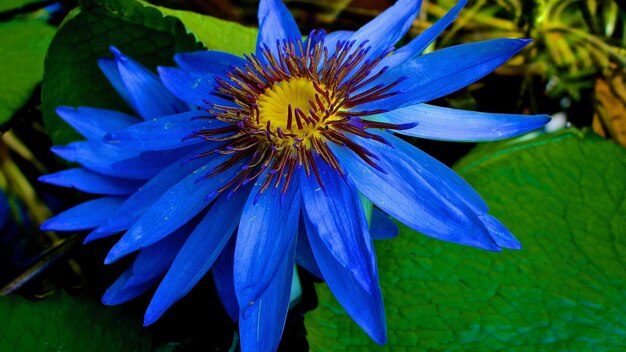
[{"xmin": 192, "ymin": 30, "xmax": 409, "ymax": 196}]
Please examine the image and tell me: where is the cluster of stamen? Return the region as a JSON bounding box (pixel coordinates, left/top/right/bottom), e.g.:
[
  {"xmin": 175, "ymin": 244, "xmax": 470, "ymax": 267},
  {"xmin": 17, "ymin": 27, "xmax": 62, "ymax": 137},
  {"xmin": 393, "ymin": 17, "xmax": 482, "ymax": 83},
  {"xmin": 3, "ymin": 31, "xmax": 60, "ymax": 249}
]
[{"xmin": 190, "ymin": 30, "xmax": 410, "ymax": 195}]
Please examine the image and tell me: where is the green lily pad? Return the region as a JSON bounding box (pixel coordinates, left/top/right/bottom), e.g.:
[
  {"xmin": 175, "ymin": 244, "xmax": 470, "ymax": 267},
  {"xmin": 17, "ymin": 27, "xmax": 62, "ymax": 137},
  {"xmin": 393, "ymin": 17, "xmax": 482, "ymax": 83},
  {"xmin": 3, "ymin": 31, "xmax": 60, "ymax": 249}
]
[
  {"xmin": 306, "ymin": 129, "xmax": 626, "ymax": 351},
  {"xmin": 0, "ymin": 20, "xmax": 55, "ymax": 127},
  {"xmin": 42, "ymin": 0, "xmax": 256, "ymax": 146},
  {"xmin": 0, "ymin": 293, "xmax": 154, "ymax": 351}
]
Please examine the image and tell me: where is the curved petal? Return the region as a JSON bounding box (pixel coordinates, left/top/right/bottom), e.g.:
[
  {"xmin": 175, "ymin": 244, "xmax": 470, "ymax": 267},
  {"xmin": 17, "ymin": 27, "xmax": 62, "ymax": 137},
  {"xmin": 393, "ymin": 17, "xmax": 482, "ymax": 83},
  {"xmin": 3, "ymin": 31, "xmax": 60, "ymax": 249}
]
[
  {"xmin": 174, "ymin": 51, "xmax": 246, "ymax": 75},
  {"xmin": 125, "ymin": 224, "xmax": 191, "ymax": 288},
  {"xmin": 357, "ymin": 38, "xmax": 531, "ymax": 111},
  {"xmin": 370, "ymin": 208, "xmax": 399, "ymax": 240},
  {"xmin": 39, "ymin": 168, "xmax": 142, "ymax": 195},
  {"xmin": 374, "ymin": 104, "xmax": 550, "ymax": 141},
  {"xmin": 295, "ymin": 220, "xmax": 322, "ymax": 278},
  {"xmin": 239, "ymin": 238, "xmax": 296, "ymax": 352},
  {"xmin": 331, "ymin": 133, "xmax": 500, "ymax": 250},
  {"xmin": 109, "ymin": 46, "xmax": 187, "ymax": 119},
  {"xmin": 102, "ymin": 267, "xmax": 157, "ymax": 305},
  {"xmin": 381, "ymin": 0, "xmax": 467, "ymax": 68},
  {"xmin": 234, "ymin": 168, "xmax": 300, "ymax": 317},
  {"xmin": 349, "ymin": 0, "xmax": 422, "ymax": 60},
  {"xmin": 104, "ymin": 154, "xmax": 247, "ymax": 263},
  {"xmin": 55, "ymin": 106, "xmax": 139, "ymax": 141},
  {"xmin": 103, "ymin": 110, "xmax": 228, "ymax": 151},
  {"xmin": 144, "ymin": 187, "xmax": 250, "ymax": 325},
  {"xmin": 300, "ymin": 159, "xmax": 374, "ymax": 293},
  {"xmin": 102, "ymin": 226, "xmax": 190, "ymax": 305},
  {"xmin": 257, "ymin": 0, "xmax": 301, "ymax": 57},
  {"xmin": 213, "ymin": 238, "xmax": 238, "ymax": 321},
  {"xmin": 305, "ymin": 214, "xmax": 386, "ymax": 344},
  {"xmin": 325, "ymin": 30, "xmax": 353, "ymax": 46},
  {"xmin": 86, "ymin": 149, "xmax": 218, "ymax": 241},
  {"xmin": 98, "ymin": 58, "xmax": 133, "ymax": 109},
  {"xmin": 51, "ymin": 141, "xmax": 192, "ymax": 180},
  {"xmin": 158, "ymin": 67, "xmax": 232, "ymax": 108},
  {"xmin": 322, "ymin": 30, "xmax": 353, "ymax": 57},
  {"xmin": 40, "ymin": 196, "xmax": 125, "ymax": 231},
  {"xmin": 478, "ymin": 213, "xmax": 521, "ymax": 250}
]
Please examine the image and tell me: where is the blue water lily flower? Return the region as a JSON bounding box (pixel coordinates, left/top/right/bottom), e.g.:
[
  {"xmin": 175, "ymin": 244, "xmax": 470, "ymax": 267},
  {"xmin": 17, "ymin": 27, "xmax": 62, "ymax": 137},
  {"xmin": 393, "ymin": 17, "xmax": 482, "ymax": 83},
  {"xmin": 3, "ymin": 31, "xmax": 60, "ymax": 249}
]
[{"xmin": 41, "ymin": 0, "xmax": 550, "ymax": 350}]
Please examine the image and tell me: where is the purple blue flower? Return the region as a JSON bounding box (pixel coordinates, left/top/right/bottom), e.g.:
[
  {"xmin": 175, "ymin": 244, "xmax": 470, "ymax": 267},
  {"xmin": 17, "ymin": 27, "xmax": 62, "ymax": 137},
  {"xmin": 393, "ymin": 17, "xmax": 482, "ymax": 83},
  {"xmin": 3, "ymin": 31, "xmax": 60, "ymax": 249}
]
[{"xmin": 41, "ymin": 0, "xmax": 550, "ymax": 350}]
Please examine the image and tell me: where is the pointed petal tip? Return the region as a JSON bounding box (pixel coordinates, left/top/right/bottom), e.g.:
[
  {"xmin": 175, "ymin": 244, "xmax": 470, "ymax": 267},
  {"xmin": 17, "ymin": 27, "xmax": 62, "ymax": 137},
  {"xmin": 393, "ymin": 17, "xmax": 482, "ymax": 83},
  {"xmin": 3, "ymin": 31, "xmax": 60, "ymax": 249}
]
[
  {"xmin": 156, "ymin": 66, "xmax": 168, "ymax": 76},
  {"xmin": 104, "ymin": 247, "xmax": 125, "ymax": 265},
  {"xmin": 372, "ymin": 327, "xmax": 387, "ymax": 345},
  {"xmin": 109, "ymin": 46, "xmax": 124, "ymax": 60},
  {"xmin": 142, "ymin": 318, "xmax": 154, "ymax": 327},
  {"xmin": 50, "ymin": 145, "xmax": 65, "ymax": 154},
  {"xmin": 37, "ymin": 174, "xmax": 52, "ymax": 183},
  {"xmin": 55, "ymin": 105, "xmax": 73, "ymax": 117},
  {"xmin": 537, "ymin": 114, "xmax": 552, "ymax": 125},
  {"xmin": 100, "ymin": 296, "xmax": 114, "ymax": 306},
  {"xmin": 143, "ymin": 307, "xmax": 161, "ymax": 327},
  {"xmin": 39, "ymin": 220, "xmax": 54, "ymax": 231}
]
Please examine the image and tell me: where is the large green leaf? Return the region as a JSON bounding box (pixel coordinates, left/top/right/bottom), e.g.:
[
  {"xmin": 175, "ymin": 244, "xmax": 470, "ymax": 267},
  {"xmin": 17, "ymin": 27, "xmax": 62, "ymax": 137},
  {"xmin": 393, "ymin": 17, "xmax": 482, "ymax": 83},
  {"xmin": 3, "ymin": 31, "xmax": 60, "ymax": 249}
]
[
  {"xmin": 145, "ymin": 2, "xmax": 256, "ymax": 56},
  {"xmin": 0, "ymin": 293, "xmax": 154, "ymax": 351},
  {"xmin": 306, "ymin": 129, "xmax": 626, "ymax": 350},
  {"xmin": 0, "ymin": 20, "xmax": 55, "ymax": 127},
  {"xmin": 42, "ymin": 0, "xmax": 256, "ymax": 146}
]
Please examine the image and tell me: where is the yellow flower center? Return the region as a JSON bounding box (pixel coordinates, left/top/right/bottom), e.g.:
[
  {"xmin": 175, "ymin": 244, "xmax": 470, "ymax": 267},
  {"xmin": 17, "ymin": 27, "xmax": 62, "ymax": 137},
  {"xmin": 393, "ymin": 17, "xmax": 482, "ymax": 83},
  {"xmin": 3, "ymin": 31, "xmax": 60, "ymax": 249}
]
[{"xmin": 256, "ymin": 77, "xmax": 338, "ymax": 150}]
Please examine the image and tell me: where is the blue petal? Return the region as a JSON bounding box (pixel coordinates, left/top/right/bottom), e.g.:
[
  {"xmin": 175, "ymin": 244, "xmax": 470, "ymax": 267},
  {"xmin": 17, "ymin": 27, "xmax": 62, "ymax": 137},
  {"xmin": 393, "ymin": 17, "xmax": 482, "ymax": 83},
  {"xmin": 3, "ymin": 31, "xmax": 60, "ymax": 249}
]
[
  {"xmin": 381, "ymin": 0, "xmax": 467, "ymax": 68},
  {"xmin": 349, "ymin": 0, "xmax": 422, "ymax": 60},
  {"xmin": 158, "ymin": 67, "xmax": 232, "ymax": 108},
  {"xmin": 374, "ymin": 104, "xmax": 550, "ymax": 141},
  {"xmin": 325, "ymin": 30, "xmax": 353, "ymax": 45},
  {"xmin": 102, "ymin": 267, "xmax": 156, "ymax": 305},
  {"xmin": 370, "ymin": 208, "xmax": 398, "ymax": 240},
  {"xmin": 295, "ymin": 220, "xmax": 322, "ymax": 278},
  {"xmin": 98, "ymin": 58, "xmax": 134, "ymax": 109},
  {"xmin": 300, "ymin": 159, "xmax": 374, "ymax": 293},
  {"xmin": 239, "ymin": 238, "xmax": 296, "ymax": 352},
  {"xmin": 213, "ymin": 238, "xmax": 239, "ymax": 321},
  {"xmin": 103, "ymin": 110, "xmax": 228, "ymax": 151},
  {"xmin": 104, "ymin": 154, "xmax": 246, "ymax": 263},
  {"xmin": 234, "ymin": 168, "xmax": 300, "ymax": 317},
  {"xmin": 478, "ymin": 214, "xmax": 522, "ymax": 250},
  {"xmin": 102, "ymin": 227, "xmax": 188, "ymax": 306},
  {"xmin": 305, "ymin": 213, "xmax": 386, "ymax": 344},
  {"xmin": 322, "ymin": 30, "xmax": 353, "ymax": 57},
  {"xmin": 174, "ymin": 51, "xmax": 246, "ymax": 75},
  {"xmin": 331, "ymin": 133, "xmax": 500, "ymax": 250},
  {"xmin": 55, "ymin": 106, "xmax": 139, "ymax": 141},
  {"xmin": 257, "ymin": 0, "xmax": 301, "ymax": 57},
  {"xmin": 41, "ymin": 196, "xmax": 125, "ymax": 231},
  {"xmin": 358, "ymin": 39, "xmax": 531, "ymax": 110},
  {"xmin": 144, "ymin": 188, "xmax": 250, "ymax": 325},
  {"xmin": 51, "ymin": 141, "xmax": 191, "ymax": 180},
  {"xmin": 51, "ymin": 141, "xmax": 139, "ymax": 177},
  {"xmin": 125, "ymin": 224, "xmax": 191, "ymax": 289},
  {"xmin": 110, "ymin": 46, "xmax": 187, "ymax": 119},
  {"xmin": 86, "ymin": 149, "xmax": 217, "ymax": 241},
  {"xmin": 39, "ymin": 168, "xmax": 142, "ymax": 195}
]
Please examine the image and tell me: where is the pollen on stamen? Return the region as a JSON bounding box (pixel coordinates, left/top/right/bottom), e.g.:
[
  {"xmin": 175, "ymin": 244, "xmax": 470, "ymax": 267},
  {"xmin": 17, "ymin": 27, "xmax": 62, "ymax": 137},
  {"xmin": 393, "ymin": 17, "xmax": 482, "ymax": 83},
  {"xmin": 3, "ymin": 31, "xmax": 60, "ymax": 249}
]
[{"xmin": 191, "ymin": 30, "xmax": 411, "ymax": 197}]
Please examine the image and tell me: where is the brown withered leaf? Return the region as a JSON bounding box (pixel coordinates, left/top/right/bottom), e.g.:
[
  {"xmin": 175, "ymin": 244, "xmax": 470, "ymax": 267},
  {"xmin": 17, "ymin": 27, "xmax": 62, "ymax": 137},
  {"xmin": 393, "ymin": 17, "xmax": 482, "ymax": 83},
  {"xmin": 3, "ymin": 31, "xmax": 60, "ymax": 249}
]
[{"xmin": 593, "ymin": 67, "xmax": 626, "ymax": 146}]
